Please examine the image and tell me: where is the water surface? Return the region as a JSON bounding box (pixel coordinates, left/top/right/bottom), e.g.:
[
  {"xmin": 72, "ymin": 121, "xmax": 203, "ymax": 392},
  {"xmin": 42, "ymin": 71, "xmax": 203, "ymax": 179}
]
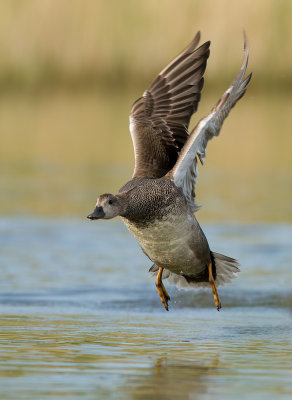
[{"xmin": 0, "ymin": 218, "xmax": 291, "ymax": 399}]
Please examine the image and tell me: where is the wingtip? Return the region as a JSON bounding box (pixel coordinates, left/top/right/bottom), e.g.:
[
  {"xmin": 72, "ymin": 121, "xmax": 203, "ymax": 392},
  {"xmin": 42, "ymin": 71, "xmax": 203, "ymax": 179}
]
[
  {"xmin": 238, "ymin": 30, "xmax": 250, "ymax": 79},
  {"xmin": 187, "ymin": 31, "xmax": 211, "ymax": 53},
  {"xmin": 246, "ymin": 72, "xmax": 252, "ymax": 84},
  {"xmin": 194, "ymin": 30, "xmax": 201, "ymax": 42},
  {"xmin": 187, "ymin": 31, "xmax": 201, "ymax": 52},
  {"xmin": 243, "ymin": 29, "xmax": 248, "ymax": 48},
  {"xmin": 242, "ymin": 29, "xmax": 249, "ymax": 57}
]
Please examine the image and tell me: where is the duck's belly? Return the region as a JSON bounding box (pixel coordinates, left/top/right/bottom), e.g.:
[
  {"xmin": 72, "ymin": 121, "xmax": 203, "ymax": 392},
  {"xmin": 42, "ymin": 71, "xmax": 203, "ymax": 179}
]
[{"xmin": 122, "ymin": 213, "xmax": 209, "ymax": 276}]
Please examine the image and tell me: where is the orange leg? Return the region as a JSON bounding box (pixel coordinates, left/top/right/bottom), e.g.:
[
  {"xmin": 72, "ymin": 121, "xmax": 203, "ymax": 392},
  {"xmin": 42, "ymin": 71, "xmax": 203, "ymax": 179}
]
[
  {"xmin": 155, "ymin": 267, "xmax": 170, "ymax": 311},
  {"xmin": 208, "ymin": 261, "xmax": 221, "ymax": 311}
]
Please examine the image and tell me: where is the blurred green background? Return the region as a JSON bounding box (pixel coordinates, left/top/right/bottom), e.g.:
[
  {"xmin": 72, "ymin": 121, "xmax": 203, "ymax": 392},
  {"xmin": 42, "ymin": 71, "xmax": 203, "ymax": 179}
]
[{"xmin": 0, "ymin": 0, "xmax": 291, "ymax": 221}]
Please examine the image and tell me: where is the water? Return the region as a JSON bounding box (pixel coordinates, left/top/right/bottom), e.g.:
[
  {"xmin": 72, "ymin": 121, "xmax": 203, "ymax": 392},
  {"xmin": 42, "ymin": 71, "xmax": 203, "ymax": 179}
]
[{"xmin": 0, "ymin": 217, "xmax": 291, "ymax": 399}]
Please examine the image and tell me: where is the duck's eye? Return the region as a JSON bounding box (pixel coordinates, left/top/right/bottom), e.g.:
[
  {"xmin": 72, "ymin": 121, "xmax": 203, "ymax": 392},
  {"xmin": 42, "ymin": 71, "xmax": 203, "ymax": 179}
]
[{"xmin": 108, "ymin": 199, "xmax": 113, "ymax": 205}]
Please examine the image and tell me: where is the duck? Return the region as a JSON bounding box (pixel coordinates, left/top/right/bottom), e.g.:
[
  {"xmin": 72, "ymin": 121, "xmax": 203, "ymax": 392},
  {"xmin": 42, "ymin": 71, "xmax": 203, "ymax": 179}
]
[{"xmin": 87, "ymin": 31, "xmax": 251, "ymax": 311}]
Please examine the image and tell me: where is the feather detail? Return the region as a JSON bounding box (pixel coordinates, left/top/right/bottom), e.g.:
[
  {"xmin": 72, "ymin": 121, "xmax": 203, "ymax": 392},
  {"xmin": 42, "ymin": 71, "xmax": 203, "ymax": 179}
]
[
  {"xmin": 130, "ymin": 32, "xmax": 210, "ymax": 179},
  {"xmin": 169, "ymin": 33, "xmax": 252, "ymax": 209}
]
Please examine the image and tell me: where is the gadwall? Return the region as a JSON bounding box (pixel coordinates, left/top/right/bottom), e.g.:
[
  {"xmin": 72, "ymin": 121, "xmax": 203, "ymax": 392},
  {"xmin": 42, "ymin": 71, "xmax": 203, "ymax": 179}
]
[{"xmin": 88, "ymin": 32, "xmax": 251, "ymax": 311}]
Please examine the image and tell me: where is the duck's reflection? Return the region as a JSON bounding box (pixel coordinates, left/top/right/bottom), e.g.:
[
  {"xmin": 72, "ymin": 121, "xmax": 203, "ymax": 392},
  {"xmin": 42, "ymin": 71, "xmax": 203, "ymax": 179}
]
[{"xmin": 125, "ymin": 356, "xmax": 219, "ymax": 400}]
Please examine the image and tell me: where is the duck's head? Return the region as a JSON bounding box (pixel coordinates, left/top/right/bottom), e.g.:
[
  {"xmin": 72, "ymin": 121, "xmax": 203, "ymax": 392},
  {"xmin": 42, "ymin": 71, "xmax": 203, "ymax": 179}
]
[{"xmin": 87, "ymin": 193, "xmax": 125, "ymax": 220}]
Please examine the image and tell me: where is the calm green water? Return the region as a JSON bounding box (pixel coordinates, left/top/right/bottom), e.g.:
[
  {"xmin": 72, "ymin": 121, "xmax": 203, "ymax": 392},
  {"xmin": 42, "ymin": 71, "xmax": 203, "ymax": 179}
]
[{"xmin": 0, "ymin": 218, "xmax": 291, "ymax": 399}]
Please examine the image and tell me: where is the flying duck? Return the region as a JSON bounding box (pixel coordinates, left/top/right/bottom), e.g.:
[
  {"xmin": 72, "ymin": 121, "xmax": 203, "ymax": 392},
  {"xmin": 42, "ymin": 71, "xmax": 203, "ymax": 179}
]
[{"xmin": 87, "ymin": 31, "xmax": 251, "ymax": 311}]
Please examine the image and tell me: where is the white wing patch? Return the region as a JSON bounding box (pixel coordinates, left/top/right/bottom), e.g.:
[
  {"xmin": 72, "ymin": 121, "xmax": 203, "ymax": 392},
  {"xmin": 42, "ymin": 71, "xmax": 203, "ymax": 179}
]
[{"xmin": 129, "ymin": 116, "xmax": 139, "ymax": 177}]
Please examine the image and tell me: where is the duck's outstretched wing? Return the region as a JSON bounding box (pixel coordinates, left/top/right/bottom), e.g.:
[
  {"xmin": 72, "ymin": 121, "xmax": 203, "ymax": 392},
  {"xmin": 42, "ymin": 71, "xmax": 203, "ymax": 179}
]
[
  {"xmin": 130, "ymin": 32, "xmax": 210, "ymax": 178},
  {"xmin": 169, "ymin": 35, "xmax": 252, "ymax": 210}
]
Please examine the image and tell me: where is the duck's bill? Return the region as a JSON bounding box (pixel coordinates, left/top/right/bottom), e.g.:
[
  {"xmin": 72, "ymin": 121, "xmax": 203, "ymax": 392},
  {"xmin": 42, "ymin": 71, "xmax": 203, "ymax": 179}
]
[{"xmin": 87, "ymin": 206, "xmax": 105, "ymax": 220}]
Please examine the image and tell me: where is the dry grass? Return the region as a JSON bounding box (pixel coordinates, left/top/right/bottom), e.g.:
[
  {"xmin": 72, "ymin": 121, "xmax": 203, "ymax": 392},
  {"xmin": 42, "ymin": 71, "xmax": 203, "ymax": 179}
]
[{"xmin": 0, "ymin": 0, "xmax": 291, "ymax": 91}]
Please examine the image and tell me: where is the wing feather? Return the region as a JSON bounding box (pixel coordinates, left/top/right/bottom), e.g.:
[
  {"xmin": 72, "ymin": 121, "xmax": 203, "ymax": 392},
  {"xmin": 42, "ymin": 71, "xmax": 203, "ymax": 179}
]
[
  {"xmin": 130, "ymin": 32, "xmax": 210, "ymax": 178},
  {"xmin": 169, "ymin": 34, "xmax": 252, "ymax": 209}
]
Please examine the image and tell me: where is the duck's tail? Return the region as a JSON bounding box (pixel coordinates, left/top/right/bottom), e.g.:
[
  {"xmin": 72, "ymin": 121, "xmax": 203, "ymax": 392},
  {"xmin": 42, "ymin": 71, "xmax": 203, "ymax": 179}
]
[
  {"xmin": 209, "ymin": 252, "xmax": 240, "ymax": 286},
  {"xmin": 149, "ymin": 252, "xmax": 240, "ymax": 290}
]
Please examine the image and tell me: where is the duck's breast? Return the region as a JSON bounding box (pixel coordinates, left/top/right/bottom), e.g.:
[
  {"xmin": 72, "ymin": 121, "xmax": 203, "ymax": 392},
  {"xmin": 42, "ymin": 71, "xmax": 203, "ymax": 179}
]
[{"xmin": 123, "ymin": 208, "xmax": 209, "ymax": 276}]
